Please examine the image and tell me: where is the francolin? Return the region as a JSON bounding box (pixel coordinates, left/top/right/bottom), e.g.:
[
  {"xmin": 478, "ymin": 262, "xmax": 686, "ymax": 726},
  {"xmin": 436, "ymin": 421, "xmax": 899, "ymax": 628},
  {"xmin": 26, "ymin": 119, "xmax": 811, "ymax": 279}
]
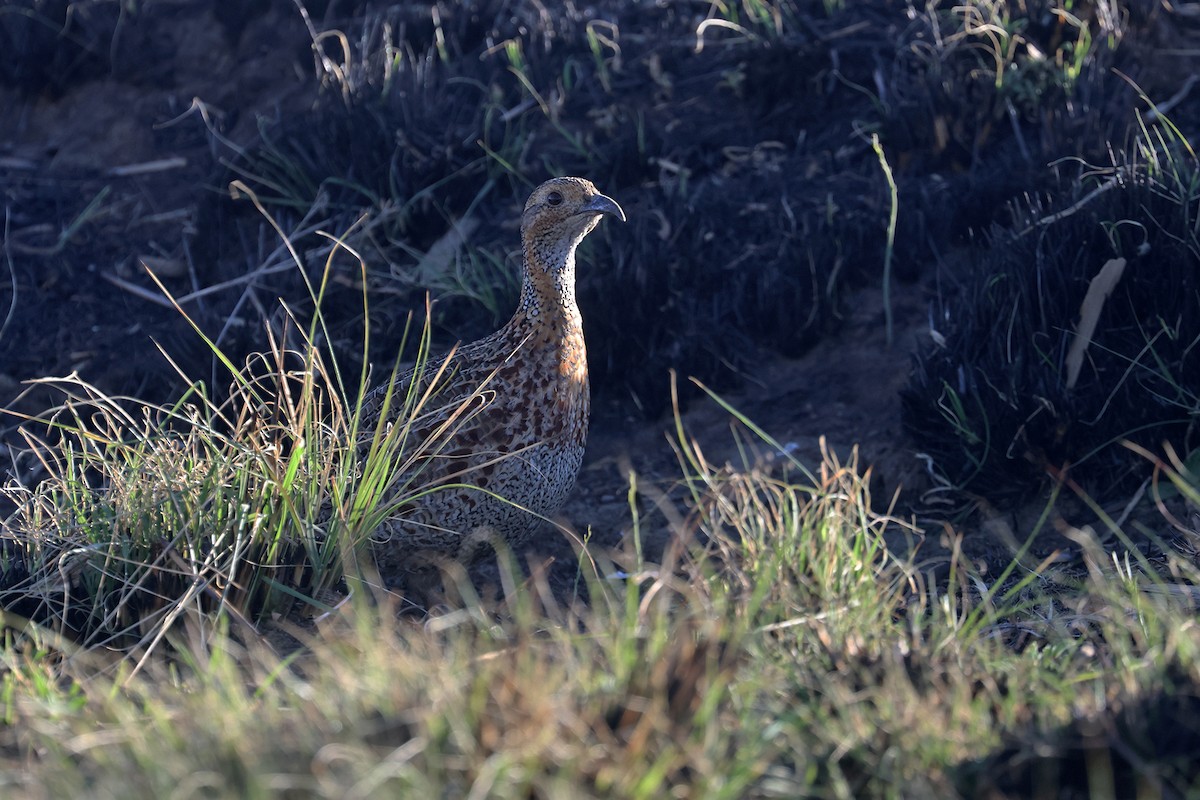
[{"xmin": 360, "ymin": 177, "xmax": 624, "ymax": 588}]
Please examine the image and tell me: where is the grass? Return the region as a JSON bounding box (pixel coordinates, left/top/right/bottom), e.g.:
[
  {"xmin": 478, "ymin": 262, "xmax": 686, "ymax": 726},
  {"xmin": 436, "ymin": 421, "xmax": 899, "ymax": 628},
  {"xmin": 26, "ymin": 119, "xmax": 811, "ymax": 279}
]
[
  {"xmin": 3, "ymin": 337, "xmax": 1200, "ymax": 795},
  {"xmin": 4, "ymin": 187, "xmax": 1199, "ymax": 800},
  {"xmin": 6, "ymin": 355, "xmax": 917, "ymax": 797},
  {"xmin": 4, "ymin": 1, "xmax": 1200, "ymax": 796},
  {"xmin": 0, "ymin": 201, "xmax": 512, "ymax": 654}
]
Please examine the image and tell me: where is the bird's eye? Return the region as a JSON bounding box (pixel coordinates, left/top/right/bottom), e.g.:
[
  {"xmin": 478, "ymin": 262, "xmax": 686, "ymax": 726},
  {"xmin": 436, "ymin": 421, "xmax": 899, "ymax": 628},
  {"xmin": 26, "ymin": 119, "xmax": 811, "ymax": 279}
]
[{"xmin": 546, "ymin": 191, "xmax": 563, "ymax": 206}]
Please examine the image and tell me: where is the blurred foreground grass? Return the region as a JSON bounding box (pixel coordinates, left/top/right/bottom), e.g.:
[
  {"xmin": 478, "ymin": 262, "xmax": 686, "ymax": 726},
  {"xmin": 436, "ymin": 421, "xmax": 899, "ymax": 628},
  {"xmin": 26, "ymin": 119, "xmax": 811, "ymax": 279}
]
[{"xmin": 2, "ymin": 385, "xmax": 1199, "ymax": 798}]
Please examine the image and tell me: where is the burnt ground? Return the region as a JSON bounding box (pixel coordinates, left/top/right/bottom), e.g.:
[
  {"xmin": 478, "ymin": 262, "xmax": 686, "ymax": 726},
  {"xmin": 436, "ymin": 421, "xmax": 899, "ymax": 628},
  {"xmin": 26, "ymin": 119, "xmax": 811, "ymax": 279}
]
[
  {"xmin": 2, "ymin": 0, "xmax": 1200, "ymax": 596},
  {"xmin": 0, "ymin": 1, "xmax": 314, "ymax": 405}
]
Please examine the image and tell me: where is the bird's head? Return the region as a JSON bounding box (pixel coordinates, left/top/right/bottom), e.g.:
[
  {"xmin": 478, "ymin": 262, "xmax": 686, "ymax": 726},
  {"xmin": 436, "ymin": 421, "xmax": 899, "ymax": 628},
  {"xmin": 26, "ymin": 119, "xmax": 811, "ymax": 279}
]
[{"xmin": 520, "ymin": 177, "xmax": 625, "ymax": 256}]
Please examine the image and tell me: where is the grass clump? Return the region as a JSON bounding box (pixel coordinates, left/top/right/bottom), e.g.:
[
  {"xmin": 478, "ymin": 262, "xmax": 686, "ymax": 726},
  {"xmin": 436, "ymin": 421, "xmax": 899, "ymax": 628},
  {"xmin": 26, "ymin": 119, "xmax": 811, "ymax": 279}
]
[
  {"xmin": 673, "ymin": 383, "xmax": 913, "ymax": 622},
  {"xmin": 3, "ymin": 370, "xmax": 1200, "ymax": 796},
  {"xmin": 0, "ymin": 215, "xmax": 447, "ymax": 652},
  {"xmin": 0, "ymin": 314, "xmax": 359, "ymax": 652}
]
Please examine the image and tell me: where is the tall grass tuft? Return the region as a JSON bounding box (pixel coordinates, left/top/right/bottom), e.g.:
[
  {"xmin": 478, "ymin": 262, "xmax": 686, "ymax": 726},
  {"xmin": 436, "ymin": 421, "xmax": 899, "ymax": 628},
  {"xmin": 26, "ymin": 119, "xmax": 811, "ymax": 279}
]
[{"xmin": 0, "ymin": 211, "xmax": 459, "ymax": 656}]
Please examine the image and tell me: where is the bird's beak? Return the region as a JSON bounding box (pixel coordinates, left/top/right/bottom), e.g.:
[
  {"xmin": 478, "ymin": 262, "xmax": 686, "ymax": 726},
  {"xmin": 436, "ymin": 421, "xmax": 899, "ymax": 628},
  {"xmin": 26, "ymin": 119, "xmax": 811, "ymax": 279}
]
[{"xmin": 580, "ymin": 193, "xmax": 626, "ymax": 223}]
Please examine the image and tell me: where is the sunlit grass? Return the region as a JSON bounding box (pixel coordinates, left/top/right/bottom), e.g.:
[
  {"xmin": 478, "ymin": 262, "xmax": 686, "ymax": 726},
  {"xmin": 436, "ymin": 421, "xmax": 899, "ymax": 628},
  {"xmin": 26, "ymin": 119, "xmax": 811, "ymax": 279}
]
[
  {"xmin": 0, "ymin": 202, "xmax": 496, "ymax": 658},
  {"xmin": 3, "ymin": 380, "xmax": 1200, "ymax": 797}
]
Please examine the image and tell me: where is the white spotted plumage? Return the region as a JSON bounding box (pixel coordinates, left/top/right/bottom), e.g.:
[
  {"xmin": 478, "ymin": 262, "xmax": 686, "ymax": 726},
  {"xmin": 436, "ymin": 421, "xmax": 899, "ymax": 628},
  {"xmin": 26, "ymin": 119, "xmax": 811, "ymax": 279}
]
[{"xmin": 361, "ymin": 177, "xmax": 625, "ymax": 586}]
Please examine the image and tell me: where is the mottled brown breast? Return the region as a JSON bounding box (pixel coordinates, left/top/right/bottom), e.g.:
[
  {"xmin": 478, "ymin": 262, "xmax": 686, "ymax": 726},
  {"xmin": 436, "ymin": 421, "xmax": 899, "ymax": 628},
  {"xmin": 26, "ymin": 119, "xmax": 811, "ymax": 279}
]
[{"xmin": 361, "ymin": 176, "xmax": 621, "ymax": 583}]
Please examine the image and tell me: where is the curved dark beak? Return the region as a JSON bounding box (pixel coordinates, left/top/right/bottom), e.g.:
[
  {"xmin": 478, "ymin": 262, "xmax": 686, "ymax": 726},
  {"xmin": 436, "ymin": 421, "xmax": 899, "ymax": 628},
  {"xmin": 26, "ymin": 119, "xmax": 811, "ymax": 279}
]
[{"xmin": 581, "ymin": 193, "xmax": 626, "ymax": 223}]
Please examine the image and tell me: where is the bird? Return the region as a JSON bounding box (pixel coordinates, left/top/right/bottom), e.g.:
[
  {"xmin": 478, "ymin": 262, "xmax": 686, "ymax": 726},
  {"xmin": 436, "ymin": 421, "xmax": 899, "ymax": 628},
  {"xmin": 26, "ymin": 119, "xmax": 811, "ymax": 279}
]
[{"xmin": 358, "ymin": 176, "xmax": 624, "ymax": 592}]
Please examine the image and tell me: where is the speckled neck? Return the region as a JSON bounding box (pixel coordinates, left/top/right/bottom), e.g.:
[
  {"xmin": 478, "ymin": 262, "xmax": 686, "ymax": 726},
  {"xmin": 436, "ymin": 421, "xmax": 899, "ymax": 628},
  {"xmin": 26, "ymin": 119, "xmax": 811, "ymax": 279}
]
[{"xmin": 511, "ymin": 225, "xmax": 588, "ymax": 335}]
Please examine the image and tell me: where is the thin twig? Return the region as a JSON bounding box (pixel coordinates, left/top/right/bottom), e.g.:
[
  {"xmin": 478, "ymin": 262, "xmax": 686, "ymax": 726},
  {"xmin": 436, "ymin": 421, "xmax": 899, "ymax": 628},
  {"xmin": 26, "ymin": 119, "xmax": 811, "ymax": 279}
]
[{"xmin": 106, "ymin": 157, "xmax": 188, "ymax": 177}]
